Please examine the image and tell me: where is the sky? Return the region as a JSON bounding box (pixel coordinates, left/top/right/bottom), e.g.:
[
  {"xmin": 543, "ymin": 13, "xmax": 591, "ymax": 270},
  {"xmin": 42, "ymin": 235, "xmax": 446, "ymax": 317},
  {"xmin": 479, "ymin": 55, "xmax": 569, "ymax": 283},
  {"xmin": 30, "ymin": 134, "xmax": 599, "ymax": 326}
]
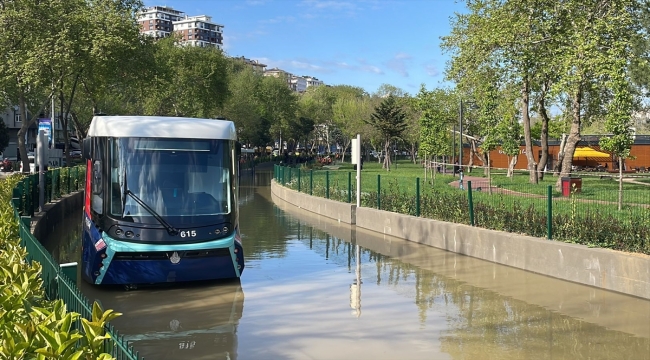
[{"xmin": 143, "ymin": 0, "xmax": 468, "ymax": 95}]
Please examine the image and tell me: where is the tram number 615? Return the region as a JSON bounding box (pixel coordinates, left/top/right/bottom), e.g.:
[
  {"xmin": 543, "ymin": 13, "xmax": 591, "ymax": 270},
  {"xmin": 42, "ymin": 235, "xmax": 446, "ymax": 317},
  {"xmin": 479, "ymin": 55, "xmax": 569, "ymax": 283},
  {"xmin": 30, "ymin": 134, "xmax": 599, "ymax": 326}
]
[{"xmin": 180, "ymin": 230, "xmax": 197, "ymax": 238}]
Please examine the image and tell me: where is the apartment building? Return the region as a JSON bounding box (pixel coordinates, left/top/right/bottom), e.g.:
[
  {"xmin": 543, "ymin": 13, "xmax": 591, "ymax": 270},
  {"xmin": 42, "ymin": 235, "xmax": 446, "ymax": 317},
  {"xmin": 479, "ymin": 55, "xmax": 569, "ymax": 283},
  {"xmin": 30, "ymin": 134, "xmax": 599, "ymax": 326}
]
[
  {"xmin": 304, "ymin": 76, "xmax": 324, "ymax": 88},
  {"xmin": 290, "ymin": 75, "xmax": 307, "ymax": 93},
  {"xmin": 264, "ymin": 68, "xmax": 292, "ymax": 87},
  {"xmin": 233, "ymin": 56, "xmax": 267, "ymax": 72},
  {"xmin": 264, "ymin": 69, "xmax": 326, "ymax": 93},
  {"xmin": 137, "ymin": 6, "xmax": 185, "ymax": 39},
  {"xmin": 173, "ymin": 15, "xmax": 224, "ymax": 49},
  {"xmin": 137, "ymin": 6, "xmax": 224, "ymax": 49}
]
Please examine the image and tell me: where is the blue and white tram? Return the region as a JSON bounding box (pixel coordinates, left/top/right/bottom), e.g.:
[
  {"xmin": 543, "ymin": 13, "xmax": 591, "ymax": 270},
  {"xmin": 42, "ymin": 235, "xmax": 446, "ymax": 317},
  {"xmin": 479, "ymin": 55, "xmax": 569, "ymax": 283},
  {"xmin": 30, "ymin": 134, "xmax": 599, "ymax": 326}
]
[{"xmin": 81, "ymin": 116, "xmax": 244, "ymax": 285}]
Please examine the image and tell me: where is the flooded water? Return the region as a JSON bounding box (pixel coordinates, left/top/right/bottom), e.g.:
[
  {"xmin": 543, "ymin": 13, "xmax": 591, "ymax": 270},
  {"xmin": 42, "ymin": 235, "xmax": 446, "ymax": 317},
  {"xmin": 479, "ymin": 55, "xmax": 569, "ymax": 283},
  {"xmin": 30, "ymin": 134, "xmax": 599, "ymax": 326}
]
[{"xmin": 43, "ymin": 168, "xmax": 650, "ymax": 360}]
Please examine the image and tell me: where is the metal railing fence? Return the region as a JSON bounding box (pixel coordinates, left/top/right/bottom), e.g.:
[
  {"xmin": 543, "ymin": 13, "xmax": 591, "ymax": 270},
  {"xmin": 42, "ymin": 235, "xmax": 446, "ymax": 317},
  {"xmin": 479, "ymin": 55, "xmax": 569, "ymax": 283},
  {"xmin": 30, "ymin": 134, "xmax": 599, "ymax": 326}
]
[
  {"xmin": 10, "ymin": 165, "xmax": 143, "ymax": 360},
  {"xmin": 275, "ymin": 164, "xmax": 650, "ymax": 255}
]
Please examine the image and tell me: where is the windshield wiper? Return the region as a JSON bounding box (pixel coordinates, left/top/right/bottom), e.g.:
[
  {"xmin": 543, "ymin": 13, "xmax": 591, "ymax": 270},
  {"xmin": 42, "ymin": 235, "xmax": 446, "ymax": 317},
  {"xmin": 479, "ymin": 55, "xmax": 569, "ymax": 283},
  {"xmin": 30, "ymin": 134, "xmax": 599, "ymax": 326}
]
[{"xmin": 125, "ymin": 189, "xmax": 179, "ymax": 236}]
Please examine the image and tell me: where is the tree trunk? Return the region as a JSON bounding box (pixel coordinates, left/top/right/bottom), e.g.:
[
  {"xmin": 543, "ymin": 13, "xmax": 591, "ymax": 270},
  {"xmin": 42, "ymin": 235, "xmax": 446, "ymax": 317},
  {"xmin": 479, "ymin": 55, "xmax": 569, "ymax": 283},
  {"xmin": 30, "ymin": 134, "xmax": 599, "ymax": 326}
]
[
  {"xmin": 536, "ymin": 83, "xmax": 550, "ymax": 180},
  {"xmin": 468, "ymin": 139, "xmax": 476, "ymax": 173},
  {"xmin": 487, "ymin": 151, "xmax": 492, "ymax": 194},
  {"xmin": 17, "ymin": 93, "xmax": 29, "ymax": 174},
  {"xmin": 383, "ymin": 138, "xmax": 391, "ymax": 171},
  {"xmin": 521, "ymin": 79, "xmax": 538, "ymax": 184},
  {"xmin": 555, "ymin": 89, "xmax": 582, "ymax": 190},
  {"xmin": 341, "ymin": 139, "xmax": 351, "ymax": 163},
  {"xmin": 507, "ymin": 155, "xmax": 518, "ymax": 178},
  {"xmin": 618, "ymin": 156, "xmax": 623, "ymax": 211},
  {"xmin": 410, "ymin": 143, "xmax": 417, "ymax": 164}
]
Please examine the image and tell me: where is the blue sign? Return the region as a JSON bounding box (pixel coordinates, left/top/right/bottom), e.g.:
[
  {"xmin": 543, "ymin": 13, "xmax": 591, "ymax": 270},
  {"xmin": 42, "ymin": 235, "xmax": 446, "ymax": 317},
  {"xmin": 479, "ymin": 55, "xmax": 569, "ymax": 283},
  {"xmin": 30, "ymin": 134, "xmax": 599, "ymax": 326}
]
[{"xmin": 38, "ymin": 118, "xmax": 52, "ymax": 149}]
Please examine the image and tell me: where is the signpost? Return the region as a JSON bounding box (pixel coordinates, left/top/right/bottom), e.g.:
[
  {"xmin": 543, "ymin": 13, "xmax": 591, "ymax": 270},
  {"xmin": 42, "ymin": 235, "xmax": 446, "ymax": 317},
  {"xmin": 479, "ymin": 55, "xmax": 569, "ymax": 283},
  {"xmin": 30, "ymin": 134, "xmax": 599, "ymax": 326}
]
[
  {"xmin": 351, "ymin": 134, "xmax": 361, "ymax": 207},
  {"xmin": 38, "ymin": 118, "xmax": 52, "ymax": 149}
]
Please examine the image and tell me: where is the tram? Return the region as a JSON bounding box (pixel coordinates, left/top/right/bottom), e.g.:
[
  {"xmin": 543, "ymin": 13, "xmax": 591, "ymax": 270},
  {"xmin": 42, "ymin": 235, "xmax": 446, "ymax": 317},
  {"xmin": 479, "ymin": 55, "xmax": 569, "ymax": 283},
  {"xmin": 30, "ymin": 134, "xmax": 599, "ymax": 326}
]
[{"xmin": 81, "ymin": 116, "xmax": 244, "ymax": 286}]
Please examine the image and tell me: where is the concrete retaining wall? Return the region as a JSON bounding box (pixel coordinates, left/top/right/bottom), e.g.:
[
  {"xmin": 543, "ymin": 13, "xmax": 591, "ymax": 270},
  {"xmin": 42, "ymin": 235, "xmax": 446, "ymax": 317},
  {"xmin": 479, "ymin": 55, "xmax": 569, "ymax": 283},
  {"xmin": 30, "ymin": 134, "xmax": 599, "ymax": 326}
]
[
  {"xmin": 32, "ymin": 191, "xmax": 84, "ymax": 243},
  {"xmin": 271, "ymin": 181, "xmax": 356, "ymax": 224},
  {"xmin": 271, "ymin": 180, "xmax": 650, "ymax": 299}
]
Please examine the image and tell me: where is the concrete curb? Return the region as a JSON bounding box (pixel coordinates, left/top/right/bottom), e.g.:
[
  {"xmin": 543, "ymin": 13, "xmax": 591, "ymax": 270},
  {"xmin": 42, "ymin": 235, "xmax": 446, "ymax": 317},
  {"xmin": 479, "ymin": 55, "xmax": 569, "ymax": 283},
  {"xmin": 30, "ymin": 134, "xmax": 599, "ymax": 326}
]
[{"xmin": 271, "ymin": 180, "xmax": 650, "ymax": 300}]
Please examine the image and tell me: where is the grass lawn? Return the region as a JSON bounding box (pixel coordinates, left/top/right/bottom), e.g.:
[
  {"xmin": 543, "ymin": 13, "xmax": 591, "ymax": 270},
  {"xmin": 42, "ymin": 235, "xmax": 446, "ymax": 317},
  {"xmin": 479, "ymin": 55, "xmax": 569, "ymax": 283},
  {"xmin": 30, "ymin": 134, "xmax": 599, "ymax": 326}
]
[{"xmin": 280, "ymin": 160, "xmax": 650, "ymax": 219}]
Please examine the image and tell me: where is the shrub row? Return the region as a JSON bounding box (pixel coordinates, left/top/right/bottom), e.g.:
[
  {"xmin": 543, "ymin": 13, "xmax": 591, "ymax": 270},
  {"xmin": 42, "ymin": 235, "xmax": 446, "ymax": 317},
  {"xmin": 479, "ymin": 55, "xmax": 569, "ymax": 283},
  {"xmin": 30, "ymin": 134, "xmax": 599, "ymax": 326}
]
[
  {"xmin": 0, "ymin": 174, "xmax": 120, "ymax": 359},
  {"xmin": 283, "ymin": 167, "xmax": 650, "ymax": 255},
  {"xmin": 366, "ymin": 180, "xmax": 650, "ymax": 255}
]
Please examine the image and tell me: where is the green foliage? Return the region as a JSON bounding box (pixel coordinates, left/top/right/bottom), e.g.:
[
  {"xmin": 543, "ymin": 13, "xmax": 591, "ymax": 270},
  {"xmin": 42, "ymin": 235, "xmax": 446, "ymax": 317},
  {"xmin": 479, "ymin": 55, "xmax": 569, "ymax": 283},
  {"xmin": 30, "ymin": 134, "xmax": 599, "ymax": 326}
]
[
  {"xmin": 366, "ymin": 95, "xmax": 408, "ymax": 170},
  {"xmin": 0, "ymin": 173, "xmax": 121, "ymax": 359},
  {"xmin": 415, "ymin": 85, "xmax": 454, "ymax": 158}
]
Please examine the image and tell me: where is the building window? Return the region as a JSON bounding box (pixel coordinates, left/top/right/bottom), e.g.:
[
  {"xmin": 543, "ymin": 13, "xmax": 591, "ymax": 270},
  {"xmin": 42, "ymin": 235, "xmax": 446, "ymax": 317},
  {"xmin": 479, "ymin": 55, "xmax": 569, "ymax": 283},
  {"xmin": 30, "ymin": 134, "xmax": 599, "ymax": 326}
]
[{"xmin": 14, "ymin": 113, "xmax": 21, "ymax": 123}]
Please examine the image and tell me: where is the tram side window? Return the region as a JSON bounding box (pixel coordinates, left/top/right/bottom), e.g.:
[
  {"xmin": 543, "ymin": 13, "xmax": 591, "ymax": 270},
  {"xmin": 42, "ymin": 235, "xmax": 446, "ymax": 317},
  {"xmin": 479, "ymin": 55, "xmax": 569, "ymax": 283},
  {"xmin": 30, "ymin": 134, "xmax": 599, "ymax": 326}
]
[{"xmin": 91, "ymin": 140, "xmax": 104, "ymax": 215}]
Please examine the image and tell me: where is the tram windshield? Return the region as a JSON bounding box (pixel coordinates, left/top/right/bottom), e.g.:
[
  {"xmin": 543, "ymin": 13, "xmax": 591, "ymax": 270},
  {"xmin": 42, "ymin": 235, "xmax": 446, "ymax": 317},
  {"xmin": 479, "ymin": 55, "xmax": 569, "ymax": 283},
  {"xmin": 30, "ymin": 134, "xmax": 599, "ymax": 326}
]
[{"xmin": 108, "ymin": 138, "xmax": 233, "ymax": 224}]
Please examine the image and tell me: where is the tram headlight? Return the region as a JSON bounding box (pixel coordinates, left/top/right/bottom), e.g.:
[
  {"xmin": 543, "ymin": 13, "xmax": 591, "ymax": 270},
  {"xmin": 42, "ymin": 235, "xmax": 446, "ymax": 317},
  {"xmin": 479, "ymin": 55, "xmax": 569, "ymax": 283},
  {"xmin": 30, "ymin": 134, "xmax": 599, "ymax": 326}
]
[
  {"xmin": 115, "ymin": 228, "xmax": 124, "ymax": 236},
  {"xmin": 214, "ymin": 229, "xmax": 221, "ymax": 235},
  {"xmin": 223, "ymin": 226, "xmax": 228, "ymax": 233},
  {"xmin": 125, "ymin": 231, "xmax": 134, "ymax": 238}
]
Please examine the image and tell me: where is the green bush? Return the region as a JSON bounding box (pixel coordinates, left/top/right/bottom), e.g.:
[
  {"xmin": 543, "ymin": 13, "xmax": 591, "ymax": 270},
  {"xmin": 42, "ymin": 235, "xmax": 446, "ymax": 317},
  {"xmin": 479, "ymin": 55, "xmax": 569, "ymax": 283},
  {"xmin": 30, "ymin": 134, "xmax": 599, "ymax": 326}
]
[{"xmin": 0, "ymin": 174, "xmax": 120, "ymax": 359}]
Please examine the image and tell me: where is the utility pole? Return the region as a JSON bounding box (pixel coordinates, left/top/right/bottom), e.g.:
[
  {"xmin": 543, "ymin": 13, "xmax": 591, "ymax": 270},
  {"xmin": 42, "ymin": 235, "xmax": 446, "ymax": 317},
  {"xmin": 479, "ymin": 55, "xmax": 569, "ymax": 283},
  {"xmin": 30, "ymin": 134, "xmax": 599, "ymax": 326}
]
[{"xmin": 458, "ymin": 99, "xmax": 463, "ymax": 169}]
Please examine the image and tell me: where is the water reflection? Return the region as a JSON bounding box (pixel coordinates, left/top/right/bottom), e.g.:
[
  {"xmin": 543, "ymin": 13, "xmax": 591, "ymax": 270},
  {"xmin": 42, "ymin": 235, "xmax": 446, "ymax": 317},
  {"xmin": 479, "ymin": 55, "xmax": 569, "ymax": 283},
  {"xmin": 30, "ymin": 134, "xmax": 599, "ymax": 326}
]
[
  {"xmin": 272, "ymin": 191, "xmax": 650, "ymax": 360},
  {"xmin": 82, "ymin": 281, "xmax": 244, "ymax": 360},
  {"xmin": 40, "ymin": 168, "xmax": 650, "ymax": 359}
]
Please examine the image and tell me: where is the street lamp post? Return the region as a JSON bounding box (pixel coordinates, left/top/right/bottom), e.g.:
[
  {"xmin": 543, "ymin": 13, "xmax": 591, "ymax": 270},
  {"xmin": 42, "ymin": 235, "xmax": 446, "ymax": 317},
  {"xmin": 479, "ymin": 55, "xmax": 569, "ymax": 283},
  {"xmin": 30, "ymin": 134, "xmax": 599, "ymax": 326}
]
[{"xmin": 459, "ymin": 99, "xmax": 464, "ymax": 172}]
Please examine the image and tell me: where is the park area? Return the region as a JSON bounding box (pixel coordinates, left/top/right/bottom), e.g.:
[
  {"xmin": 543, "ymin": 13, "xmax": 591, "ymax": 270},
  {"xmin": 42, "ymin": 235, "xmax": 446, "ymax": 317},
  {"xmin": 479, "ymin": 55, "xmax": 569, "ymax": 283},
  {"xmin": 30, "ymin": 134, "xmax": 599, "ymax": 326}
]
[{"xmin": 275, "ymin": 160, "xmax": 650, "ymax": 255}]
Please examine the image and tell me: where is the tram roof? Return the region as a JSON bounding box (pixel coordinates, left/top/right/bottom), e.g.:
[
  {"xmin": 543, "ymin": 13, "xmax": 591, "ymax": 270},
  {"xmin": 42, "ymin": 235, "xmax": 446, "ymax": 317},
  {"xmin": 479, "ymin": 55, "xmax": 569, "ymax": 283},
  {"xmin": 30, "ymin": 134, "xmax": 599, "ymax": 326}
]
[{"xmin": 87, "ymin": 116, "xmax": 237, "ymax": 140}]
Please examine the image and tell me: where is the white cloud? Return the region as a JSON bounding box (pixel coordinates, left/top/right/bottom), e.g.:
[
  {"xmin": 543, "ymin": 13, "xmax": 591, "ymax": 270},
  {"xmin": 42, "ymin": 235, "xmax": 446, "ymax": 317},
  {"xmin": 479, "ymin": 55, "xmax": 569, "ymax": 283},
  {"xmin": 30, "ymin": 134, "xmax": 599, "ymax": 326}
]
[
  {"xmin": 424, "ymin": 63, "xmax": 440, "ymax": 77},
  {"xmin": 260, "ymin": 15, "xmax": 296, "ymax": 24},
  {"xmin": 300, "ymin": 0, "xmax": 357, "ymax": 11},
  {"xmin": 245, "ymin": 0, "xmax": 269, "ymax": 5},
  {"xmin": 386, "ymin": 52, "xmax": 412, "ymax": 77}
]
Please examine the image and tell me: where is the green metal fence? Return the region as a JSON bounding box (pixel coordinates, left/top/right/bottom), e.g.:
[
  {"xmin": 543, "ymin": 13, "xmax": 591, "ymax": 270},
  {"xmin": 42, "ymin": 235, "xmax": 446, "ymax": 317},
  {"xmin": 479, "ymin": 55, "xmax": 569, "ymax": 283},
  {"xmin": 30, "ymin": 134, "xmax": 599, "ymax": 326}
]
[
  {"xmin": 11, "ymin": 166, "xmax": 143, "ymax": 360},
  {"xmin": 275, "ymin": 164, "xmax": 650, "ymax": 255}
]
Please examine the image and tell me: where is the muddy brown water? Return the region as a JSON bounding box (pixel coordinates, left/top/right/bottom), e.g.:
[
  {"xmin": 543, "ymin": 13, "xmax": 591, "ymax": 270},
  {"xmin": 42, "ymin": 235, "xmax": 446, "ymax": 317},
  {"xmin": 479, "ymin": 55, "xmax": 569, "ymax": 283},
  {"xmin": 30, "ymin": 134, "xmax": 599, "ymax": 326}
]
[{"xmin": 43, "ymin": 169, "xmax": 650, "ymax": 360}]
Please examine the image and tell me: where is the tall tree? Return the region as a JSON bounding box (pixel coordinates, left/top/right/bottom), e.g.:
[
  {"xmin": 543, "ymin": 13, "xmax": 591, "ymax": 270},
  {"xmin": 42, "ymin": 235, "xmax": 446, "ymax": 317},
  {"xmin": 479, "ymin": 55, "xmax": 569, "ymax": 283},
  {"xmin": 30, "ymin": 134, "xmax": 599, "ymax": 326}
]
[
  {"xmin": 0, "ymin": 0, "xmax": 82, "ymax": 172},
  {"xmin": 442, "ymin": 0, "xmax": 561, "ymax": 184},
  {"xmin": 553, "ymin": 0, "xmax": 639, "ymax": 189},
  {"xmin": 415, "ymin": 85, "xmax": 455, "ymax": 180},
  {"xmin": 258, "ymin": 76, "xmax": 298, "ymax": 152},
  {"xmin": 139, "ymin": 37, "xmax": 229, "ymax": 118},
  {"xmin": 221, "ymin": 66, "xmax": 267, "ymax": 147},
  {"xmin": 366, "ymin": 95, "xmax": 407, "ymax": 171},
  {"xmin": 331, "ymin": 91, "xmax": 372, "ymax": 162}
]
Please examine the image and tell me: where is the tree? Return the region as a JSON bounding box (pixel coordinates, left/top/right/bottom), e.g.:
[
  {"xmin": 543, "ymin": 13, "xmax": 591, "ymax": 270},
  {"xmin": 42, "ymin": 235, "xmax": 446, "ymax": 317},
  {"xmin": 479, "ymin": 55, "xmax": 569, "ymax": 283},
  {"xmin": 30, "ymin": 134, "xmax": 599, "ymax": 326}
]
[
  {"xmin": 140, "ymin": 38, "xmax": 230, "ymax": 118},
  {"xmin": 553, "ymin": 0, "xmax": 639, "ymax": 190},
  {"xmin": 258, "ymin": 76, "xmax": 298, "ymax": 152},
  {"xmin": 221, "ymin": 65, "xmax": 267, "ymax": 147},
  {"xmin": 600, "ymin": 73, "xmax": 635, "ymax": 211},
  {"xmin": 366, "ymin": 95, "xmax": 407, "ymax": 171},
  {"xmin": 58, "ymin": 0, "xmax": 147, "ymax": 166},
  {"xmin": 415, "ymin": 85, "xmax": 455, "ymax": 181},
  {"xmin": 331, "ymin": 92, "xmax": 372, "ymax": 162},
  {"xmin": 0, "ymin": 0, "xmax": 82, "ymax": 172},
  {"xmin": 442, "ymin": 0, "xmax": 546, "ymax": 184}
]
